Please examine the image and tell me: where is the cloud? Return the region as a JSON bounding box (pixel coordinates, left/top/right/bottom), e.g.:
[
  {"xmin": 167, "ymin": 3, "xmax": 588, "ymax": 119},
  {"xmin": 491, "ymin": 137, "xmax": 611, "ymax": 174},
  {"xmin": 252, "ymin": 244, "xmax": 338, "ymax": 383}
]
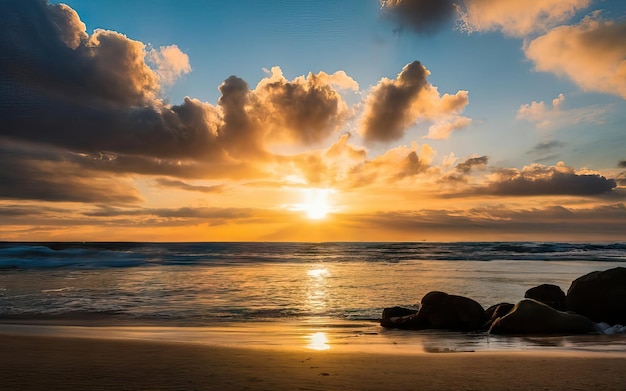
[
  {"xmin": 439, "ymin": 155, "xmax": 488, "ymax": 185},
  {"xmin": 353, "ymin": 203, "xmax": 626, "ymax": 240},
  {"xmin": 46, "ymin": 2, "xmax": 88, "ymax": 49},
  {"xmin": 456, "ymin": 155, "xmax": 488, "ymax": 174},
  {"xmin": 517, "ymin": 93, "xmax": 608, "ymax": 129},
  {"xmin": 525, "ymin": 14, "xmax": 626, "ymax": 98},
  {"xmin": 480, "ymin": 163, "xmax": 616, "ymax": 196},
  {"xmin": 253, "ymin": 67, "xmax": 357, "ymax": 145},
  {"xmin": 458, "ymin": 0, "xmax": 592, "ymax": 37},
  {"xmin": 526, "ymin": 141, "xmax": 565, "ymax": 162},
  {"xmin": 0, "ymin": 1, "xmax": 360, "ymax": 188},
  {"xmin": 347, "ymin": 142, "xmax": 436, "ymax": 186},
  {"xmin": 381, "ymin": 0, "xmax": 592, "ymax": 38},
  {"xmin": 360, "ymin": 61, "xmax": 469, "ymax": 143},
  {"xmin": 84, "ymin": 206, "xmax": 253, "ymax": 220},
  {"xmin": 155, "ymin": 178, "xmax": 224, "ymax": 193},
  {"xmin": 517, "ymin": 93, "xmax": 564, "ymax": 127},
  {"xmin": 619, "ymin": 160, "xmax": 626, "ymax": 169},
  {"xmin": 148, "ymin": 45, "xmax": 192, "ymax": 86},
  {"xmin": 0, "ymin": 142, "xmax": 142, "ymax": 204},
  {"xmin": 380, "ymin": 0, "xmax": 459, "ymax": 35},
  {"xmin": 425, "ymin": 116, "xmax": 471, "ymax": 139}
]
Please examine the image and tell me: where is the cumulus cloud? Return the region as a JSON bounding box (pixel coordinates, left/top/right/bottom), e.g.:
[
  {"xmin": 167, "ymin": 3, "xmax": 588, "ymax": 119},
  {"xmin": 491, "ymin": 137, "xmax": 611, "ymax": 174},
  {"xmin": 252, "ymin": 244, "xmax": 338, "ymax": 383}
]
[
  {"xmin": 458, "ymin": 0, "xmax": 592, "ymax": 37},
  {"xmin": 148, "ymin": 45, "xmax": 192, "ymax": 86},
  {"xmin": 360, "ymin": 61, "xmax": 469, "ymax": 143},
  {"xmin": 517, "ymin": 93, "xmax": 564, "ymax": 127},
  {"xmin": 47, "ymin": 2, "xmax": 88, "ymax": 49},
  {"xmin": 380, "ymin": 0, "xmax": 459, "ymax": 34},
  {"xmin": 439, "ymin": 155, "xmax": 488, "ymax": 185},
  {"xmin": 348, "ymin": 142, "xmax": 436, "ymax": 186},
  {"xmin": 380, "ymin": 0, "xmax": 592, "ymax": 37},
  {"xmin": 517, "ymin": 93, "xmax": 609, "ymax": 129},
  {"xmin": 425, "ymin": 116, "xmax": 471, "ymax": 139},
  {"xmin": 480, "ymin": 162, "xmax": 616, "ymax": 196},
  {"xmin": 253, "ymin": 67, "xmax": 357, "ymax": 145},
  {"xmin": 525, "ymin": 14, "xmax": 626, "ymax": 99},
  {"xmin": 0, "ymin": 1, "xmax": 360, "ymax": 193}
]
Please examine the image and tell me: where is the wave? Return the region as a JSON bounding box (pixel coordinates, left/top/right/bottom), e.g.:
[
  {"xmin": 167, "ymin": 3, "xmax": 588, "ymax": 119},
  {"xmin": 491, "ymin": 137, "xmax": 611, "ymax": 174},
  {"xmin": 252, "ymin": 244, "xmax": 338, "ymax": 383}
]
[{"xmin": 0, "ymin": 242, "xmax": 625, "ymax": 269}]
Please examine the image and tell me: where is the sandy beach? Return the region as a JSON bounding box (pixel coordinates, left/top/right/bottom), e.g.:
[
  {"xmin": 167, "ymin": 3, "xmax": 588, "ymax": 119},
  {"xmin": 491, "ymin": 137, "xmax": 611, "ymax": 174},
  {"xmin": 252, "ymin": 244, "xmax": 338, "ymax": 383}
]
[{"xmin": 1, "ymin": 334, "xmax": 625, "ymax": 391}]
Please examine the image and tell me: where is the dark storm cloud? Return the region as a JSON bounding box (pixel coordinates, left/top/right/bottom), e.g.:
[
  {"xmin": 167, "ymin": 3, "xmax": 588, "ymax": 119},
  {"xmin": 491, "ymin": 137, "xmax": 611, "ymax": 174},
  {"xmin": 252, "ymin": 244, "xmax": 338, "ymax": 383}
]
[
  {"xmin": 0, "ymin": 1, "xmax": 226, "ymax": 162},
  {"xmin": 618, "ymin": 160, "xmax": 626, "ymax": 168},
  {"xmin": 482, "ymin": 168, "xmax": 616, "ymax": 196},
  {"xmin": 381, "ymin": 0, "xmax": 459, "ymax": 35},
  {"xmin": 0, "ymin": 142, "xmax": 142, "ymax": 203}
]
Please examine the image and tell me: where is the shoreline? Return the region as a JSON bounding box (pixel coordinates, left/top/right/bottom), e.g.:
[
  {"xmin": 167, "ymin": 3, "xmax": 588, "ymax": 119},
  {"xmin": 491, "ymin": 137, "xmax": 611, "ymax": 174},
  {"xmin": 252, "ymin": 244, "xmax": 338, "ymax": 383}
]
[
  {"xmin": 2, "ymin": 334, "xmax": 626, "ymax": 390},
  {"xmin": 2, "ymin": 320, "xmax": 626, "ymax": 356}
]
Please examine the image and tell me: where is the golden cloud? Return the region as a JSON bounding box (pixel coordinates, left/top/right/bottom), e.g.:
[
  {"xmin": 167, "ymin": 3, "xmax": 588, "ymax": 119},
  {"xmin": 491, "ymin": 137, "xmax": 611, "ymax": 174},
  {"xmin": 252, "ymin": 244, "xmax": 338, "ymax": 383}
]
[{"xmin": 525, "ymin": 14, "xmax": 626, "ymax": 99}]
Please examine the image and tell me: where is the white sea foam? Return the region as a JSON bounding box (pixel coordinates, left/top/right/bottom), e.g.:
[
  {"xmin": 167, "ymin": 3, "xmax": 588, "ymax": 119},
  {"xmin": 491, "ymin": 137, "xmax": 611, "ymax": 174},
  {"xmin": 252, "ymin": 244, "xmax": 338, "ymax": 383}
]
[{"xmin": 595, "ymin": 322, "xmax": 626, "ymax": 335}]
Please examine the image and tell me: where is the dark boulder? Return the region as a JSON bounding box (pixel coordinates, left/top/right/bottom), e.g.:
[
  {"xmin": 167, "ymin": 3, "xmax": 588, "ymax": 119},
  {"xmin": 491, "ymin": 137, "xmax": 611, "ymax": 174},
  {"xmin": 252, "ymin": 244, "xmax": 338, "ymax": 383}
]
[
  {"xmin": 565, "ymin": 267, "xmax": 626, "ymax": 325},
  {"xmin": 413, "ymin": 291, "xmax": 486, "ymax": 331},
  {"xmin": 525, "ymin": 284, "xmax": 566, "ymax": 310},
  {"xmin": 489, "ymin": 299, "xmax": 595, "ymax": 335},
  {"xmin": 483, "ymin": 302, "xmax": 514, "ymax": 330}
]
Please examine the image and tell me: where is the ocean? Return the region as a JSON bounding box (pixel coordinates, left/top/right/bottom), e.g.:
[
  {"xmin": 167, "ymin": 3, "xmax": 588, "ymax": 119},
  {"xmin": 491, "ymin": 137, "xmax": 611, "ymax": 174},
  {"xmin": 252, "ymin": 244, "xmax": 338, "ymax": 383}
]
[{"xmin": 1, "ymin": 242, "xmax": 626, "ymax": 353}]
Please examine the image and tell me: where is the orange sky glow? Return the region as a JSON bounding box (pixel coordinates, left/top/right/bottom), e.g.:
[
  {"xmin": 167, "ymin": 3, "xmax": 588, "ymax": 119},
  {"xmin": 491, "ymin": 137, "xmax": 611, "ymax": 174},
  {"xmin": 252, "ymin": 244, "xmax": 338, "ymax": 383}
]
[{"xmin": 1, "ymin": 0, "xmax": 625, "ymax": 242}]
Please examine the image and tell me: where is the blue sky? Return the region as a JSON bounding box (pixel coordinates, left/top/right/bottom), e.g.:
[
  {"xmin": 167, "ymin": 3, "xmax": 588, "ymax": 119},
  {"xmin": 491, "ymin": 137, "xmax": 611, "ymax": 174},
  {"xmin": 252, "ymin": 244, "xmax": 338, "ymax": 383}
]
[{"xmin": 1, "ymin": 0, "xmax": 626, "ymax": 241}]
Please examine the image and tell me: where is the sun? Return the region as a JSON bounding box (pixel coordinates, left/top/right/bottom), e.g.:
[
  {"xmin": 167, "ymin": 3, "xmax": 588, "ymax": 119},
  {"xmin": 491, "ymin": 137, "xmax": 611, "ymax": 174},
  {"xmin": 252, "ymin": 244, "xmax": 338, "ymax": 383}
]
[{"xmin": 302, "ymin": 188, "xmax": 331, "ymax": 220}]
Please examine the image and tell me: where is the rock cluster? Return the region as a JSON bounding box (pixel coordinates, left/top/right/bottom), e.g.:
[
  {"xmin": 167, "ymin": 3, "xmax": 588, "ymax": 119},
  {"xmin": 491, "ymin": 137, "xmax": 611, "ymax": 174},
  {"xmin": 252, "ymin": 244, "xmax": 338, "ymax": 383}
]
[{"xmin": 381, "ymin": 266, "xmax": 626, "ymax": 335}]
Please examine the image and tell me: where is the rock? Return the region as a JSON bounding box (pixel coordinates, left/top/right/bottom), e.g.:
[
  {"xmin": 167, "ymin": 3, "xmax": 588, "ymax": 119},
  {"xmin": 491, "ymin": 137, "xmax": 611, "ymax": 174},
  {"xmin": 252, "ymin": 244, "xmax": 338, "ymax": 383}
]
[
  {"xmin": 483, "ymin": 302, "xmax": 514, "ymax": 330},
  {"xmin": 380, "ymin": 306, "xmax": 418, "ymax": 328},
  {"xmin": 524, "ymin": 284, "xmax": 566, "ymax": 310},
  {"xmin": 566, "ymin": 267, "xmax": 626, "ymax": 325},
  {"xmin": 413, "ymin": 291, "xmax": 486, "ymax": 331},
  {"xmin": 489, "ymin": 299, "xmax": 595, "ymax": 335},
  {"xmin": 382, "ymin": 306, "xmax": 418, "ymax": 319}
]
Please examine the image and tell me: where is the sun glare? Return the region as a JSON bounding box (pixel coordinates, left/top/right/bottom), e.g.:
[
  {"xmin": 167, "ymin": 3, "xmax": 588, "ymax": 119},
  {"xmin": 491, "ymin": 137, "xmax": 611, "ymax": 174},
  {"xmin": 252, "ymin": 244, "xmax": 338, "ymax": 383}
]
[{"xmin": 302, "ymin": 188, "xmax": 331, "ymax": 220}]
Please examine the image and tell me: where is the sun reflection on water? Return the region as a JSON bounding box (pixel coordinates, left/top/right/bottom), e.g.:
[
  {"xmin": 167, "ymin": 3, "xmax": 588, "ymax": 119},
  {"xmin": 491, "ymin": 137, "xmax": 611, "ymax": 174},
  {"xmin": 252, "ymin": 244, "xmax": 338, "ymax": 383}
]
[
  {"xmin": 305, "ymin": 266, "xmax": 330, "ymax": 316},
  {"xmin": 307, "ymin": 268, "xmax": 329, "ymax": 278},
  {"xmin": 307, "ymin": 331, "xmax": 330, "ymax": 350}
]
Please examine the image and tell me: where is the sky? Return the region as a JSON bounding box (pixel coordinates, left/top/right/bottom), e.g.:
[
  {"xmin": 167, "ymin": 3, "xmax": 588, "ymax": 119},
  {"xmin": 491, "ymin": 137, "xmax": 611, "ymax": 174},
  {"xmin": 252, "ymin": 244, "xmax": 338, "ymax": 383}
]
[{"xmin": 1, "ymin": 0, "xmax": 626, "ymax": 242}]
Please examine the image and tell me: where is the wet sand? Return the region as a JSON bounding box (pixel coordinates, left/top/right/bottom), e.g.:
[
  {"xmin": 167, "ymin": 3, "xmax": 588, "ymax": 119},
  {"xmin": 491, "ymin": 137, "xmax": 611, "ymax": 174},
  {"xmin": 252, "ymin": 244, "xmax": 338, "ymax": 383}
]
[{"xmin": 2, "ymin": 334, "xmax": 626, "ymax": 390}]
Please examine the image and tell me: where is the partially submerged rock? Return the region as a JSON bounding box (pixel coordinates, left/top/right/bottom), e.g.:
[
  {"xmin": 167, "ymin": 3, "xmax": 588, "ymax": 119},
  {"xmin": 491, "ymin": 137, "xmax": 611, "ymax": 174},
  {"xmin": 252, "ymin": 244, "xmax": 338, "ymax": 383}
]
[
  {"xmin": 381, "ymin": 291, "xmax": 485, "ymax": 331},
  {"xmin": 489, "ymin": 299, "xmax": 595, "ymax": 335},
  {"xmin": 380, "ymin": 306, "xmax": 418, "ymax": 328},
  {"xmin": 566, "ymin": 267, "xmax": 626, "ymax": 325},
  {"xmin": 415, "ymin": 291, "xmax": 486, "ymax": 331}
]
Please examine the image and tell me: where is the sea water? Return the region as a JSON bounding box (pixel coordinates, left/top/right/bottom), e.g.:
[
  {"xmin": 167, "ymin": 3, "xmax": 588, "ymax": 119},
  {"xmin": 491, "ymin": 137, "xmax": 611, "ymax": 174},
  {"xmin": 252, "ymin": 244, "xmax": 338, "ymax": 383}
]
[{"xmin": 1, "ymin": 242, "xmax": 625, "ymax": 353}]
